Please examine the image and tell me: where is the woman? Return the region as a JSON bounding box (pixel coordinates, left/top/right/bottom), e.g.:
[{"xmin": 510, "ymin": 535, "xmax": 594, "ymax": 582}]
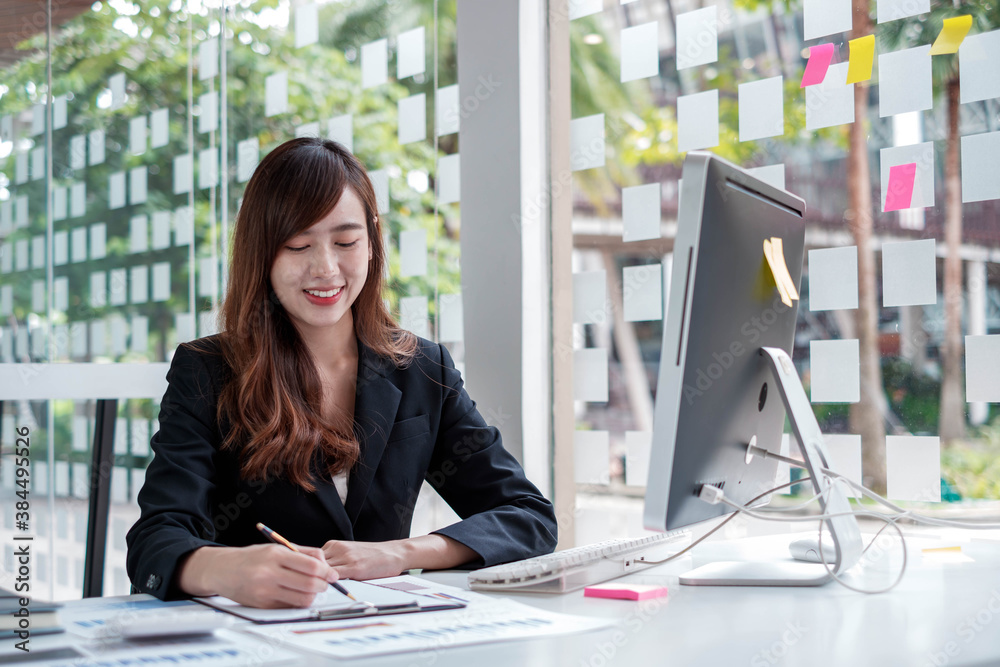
[{"xmin": 126, "ymin": 138, "xmax": 557, "ymax": 608}]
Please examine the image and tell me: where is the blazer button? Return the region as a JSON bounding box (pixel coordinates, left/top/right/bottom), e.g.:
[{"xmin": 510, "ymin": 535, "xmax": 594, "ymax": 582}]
[{"xmin": 145, "ymin": 574, "xmax": 162, "ymax": 590}]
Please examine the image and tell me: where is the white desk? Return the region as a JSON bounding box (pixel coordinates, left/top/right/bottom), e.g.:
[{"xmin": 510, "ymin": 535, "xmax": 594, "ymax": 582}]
[{"xmin": 11, "ymin": 529, "xmax": 1000, "ymax": 666}]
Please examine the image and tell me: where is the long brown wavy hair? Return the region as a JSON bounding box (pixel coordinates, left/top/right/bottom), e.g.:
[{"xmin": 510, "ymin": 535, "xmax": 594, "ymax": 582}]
[{"xmin": 212, "ymin": 137, "xmax": 417, "ymax": 491}]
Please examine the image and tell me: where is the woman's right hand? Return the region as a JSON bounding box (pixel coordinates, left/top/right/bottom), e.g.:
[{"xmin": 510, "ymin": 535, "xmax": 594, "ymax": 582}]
[{"xmin": 177, "ymin": 544, "xmax": 339, "ymax": 608}]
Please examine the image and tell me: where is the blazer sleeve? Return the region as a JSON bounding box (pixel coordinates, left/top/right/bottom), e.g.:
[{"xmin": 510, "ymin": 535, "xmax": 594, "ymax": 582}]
[
  {"xmin": 125, "ymin": 344, "xmax": 226, "ymax": 600},
  {"xmin": 427, "ymin": 343, "xmax": 558, "ymax": 567}
]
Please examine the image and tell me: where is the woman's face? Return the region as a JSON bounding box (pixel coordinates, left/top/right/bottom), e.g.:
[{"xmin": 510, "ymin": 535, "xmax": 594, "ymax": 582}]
[{"xmin": 269, "ymin": 187, "xmax": 372, "ymax": 342}]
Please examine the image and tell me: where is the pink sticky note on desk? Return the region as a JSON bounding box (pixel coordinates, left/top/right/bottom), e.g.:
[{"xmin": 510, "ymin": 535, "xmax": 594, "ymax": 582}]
[
  {"xmin": 801, "ymin": 43, "xmax": 835, "ymax": 87},
  {"xmin": 584, "ymin": 583, "xmax": 670, "ymax": 601},
  {"xmin": 885, "ymin": 163, "xmax": 917, "ymax": 212}
]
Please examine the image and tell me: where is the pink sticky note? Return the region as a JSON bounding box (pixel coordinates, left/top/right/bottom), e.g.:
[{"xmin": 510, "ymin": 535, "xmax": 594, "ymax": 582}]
[
  {"xmin": 801, "ymin": 43, "xmax": 835, "ymax": 87},
  {"xmin": 885, "ymin": 163, "xmax": 917, "ymax": 212},
  {"xmin": 584, "ymin": 583, "xmax": 670, "ymax": 601}
]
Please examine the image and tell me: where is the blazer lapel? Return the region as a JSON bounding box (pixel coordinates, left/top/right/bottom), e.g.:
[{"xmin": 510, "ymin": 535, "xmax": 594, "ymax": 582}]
[
  {"xmin": 345, "ymin": 341, "xmax": 401, "ymax": 525},
  {"xmin": 311, "ymin": 476, "xmax": 355, "ymax": 541}
]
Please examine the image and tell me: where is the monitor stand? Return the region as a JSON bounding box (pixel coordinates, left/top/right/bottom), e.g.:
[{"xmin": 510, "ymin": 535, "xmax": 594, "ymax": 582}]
[{"xmin": 679, "ymin": 347, "xmax": 864, "ymax": 587}]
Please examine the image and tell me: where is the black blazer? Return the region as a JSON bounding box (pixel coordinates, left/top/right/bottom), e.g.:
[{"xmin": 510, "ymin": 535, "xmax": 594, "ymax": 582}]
[{"xmin": 125, "ymin": 334, "xmax": 557, "ymax": 600}]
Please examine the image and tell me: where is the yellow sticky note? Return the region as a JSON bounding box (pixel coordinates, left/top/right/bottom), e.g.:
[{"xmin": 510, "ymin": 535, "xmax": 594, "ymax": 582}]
[
  {"xmin": 770, "ymin": 237, "xmax": 799, "ymax": 301},
  {"xmin": 922, "ymin": 546, "xmax": 962, "ymax": 554},
  {"xmin": 846, "ymin": 35, "xmax": 876, "ymax": 84},
  {"xmin": 930, "ymin": 15, "xmax": 973, "ymax": 55},
  {"xmin": 763, "ymin": 239, "xmax": 792, "ymax": 307}
]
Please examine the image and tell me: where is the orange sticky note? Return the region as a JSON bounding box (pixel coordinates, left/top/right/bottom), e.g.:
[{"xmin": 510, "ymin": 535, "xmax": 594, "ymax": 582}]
[
  {"xmin": 584, "ymin": 583, "xmax": 670, "ymax": 601},
  {"xmin": 930, "ymin": 15, "xmax": 973, "ymax": 55},
  {"xmin": 846, "ymin": 35, "xmax": 876, "ymax": 84}
]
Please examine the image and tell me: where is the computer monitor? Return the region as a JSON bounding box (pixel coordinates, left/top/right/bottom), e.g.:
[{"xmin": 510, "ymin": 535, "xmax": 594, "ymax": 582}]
[{"xmin": 643, "ymin": 152, "xmax": 863, "ymax": 586}]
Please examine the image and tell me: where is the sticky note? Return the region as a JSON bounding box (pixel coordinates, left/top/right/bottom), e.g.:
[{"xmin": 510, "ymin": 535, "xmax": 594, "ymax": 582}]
[
  {"xmin": 327, "ymin": 114, "xmax": 353, "ymax": 151},
  {"xmin": 131, "ymin": 316, "xmax": 148, "ymax": 353},
  {"xmin": 808, "ymin": 246, "xmax": 858, "ymax": 311},
  {"xmin": 130, "ymin": 166, "xmax": 148, "ymax": 205},
  {"xmin": 265, "ymin": 71, "xmax": 288, "ymax": 117},
  {"xmin": 677, "ymin": 90, "xmax": 719, "ymax": 153},
  {"xmin": 235, "ymin": 137, "xmax": 259, "ymax": 183},
  {"xmin": 438, "ymin": 154, "xmax": 460, "ymax": 204},
  {"xmin": 810, "ymin": 339, "xmax": 860, "ymax": 403},
  {"xmin": 54, "ymin": 232, "xmax": 68, "ymax": 266},
  {"xmin": 132, "ymin": 264, "xmax": 149, "ymax": 303},
  {"xmin": 436, "ymin": 85, "xmax": 459, "ymax": 136},
  {"xmin": 739, "ymin": 76, "xmax": 784, "ymax": 141},
  {"xmin": 880, "ymin": 142, "xmax": 934, "ymax": 211},
  {"xmin": 109, "ymin": 171, "xmax": 126, "ymax": 209},
  {"xmin": 570, "ymin": 114, "xmax": 606, "ymax": 170},
  {"xmin": 54, "ymin": 186, "xmax": 67, "ymax": 221},
  {"xmin": 965, "ymin": 335, "xmax": 1000, "ymax": 402},
  {"xmin": 801, "ymin": 44, "xmax": 835, "ymax": 87},
  {"xmin": 53, "ymin": 95, "xmax": 67, "ymax": 129},
  {"xmin": 151, "ymin": 211, "xmax": 171, "ymax": 250},
  {"xmin": 585, "ymin": 583, "xmax": 669, "ymax": 601},
  {"xmin": 14, "ymin": 239, "xmax": 27, "ymax": 272},
  {"xmin": 573, "ymin": 430, "xmax": 609, "ymax": 484},
  {"xmin": 71, "ymin": 182, "xmax": 86, "ymax": 218},
  {"xmin": 152, "ymin": 262, "xmax": 171, "ymax": 302},
  {"xmin": 884, "ymin": 163, "xmax": 917, "ymax": 212},
  {"xmin": 199, "ymin": 37, "xmax": 218, "ymax": 80},
  {"xmin": 574, "ymin": 271, "xmax": 607, "ymax": 324},
  {"xmin": 621, "ymin": 21, "xmax": 659, "ymax": 82},
  {"xmin": 961, "ymin": 131, "xmax": 1000, "ymax": 203},
  {"xmin": 959, "ymin": 30, "xmax": 1000, "ymax": 104},
  {"xmin": 199, "ymin": 147, "xmax": 218, "ymax": 189},
  {"xmin": 881, "ymin": 238, "xmax": 937, "ymax": 307},
  {"xmin": 930, "ymin": 15, "xmax": 972, "ymax": 56},
  {"xmin": 846, "ymin": 35, "xmax": 876, "ymax": 83},
  {"xmin": 174, "ymin": 153, "xmax": 193, "ymax": 194},
  {"xmin": 879, "ymin": 46, "xmax": 932, "ymax": 117},
  {"xmin": 398, "ymin": 93, "xmax": 427, "ymax": 145},
  {"xmin": 29, "ymin": 103, "xmax": 43, "ymax": 135},
  {"xmin": 625, "ymin": 431, "xmax": 651, "ymax": 487},
  {"xmin": 31, "ymin": 235, "xmax": 45, "ymax": 269},
  {"xmin": 89, "ymin": 223, "xmax": 106, "ymax": 260},
  {"xmin": 399, "ymin": 229, "xmax": 428, "ymax": 277},
  {"xmin": 361, "ymin": 39, "xmax": 388, "ymax": 89},
  {"xmin": 150, "ymin": 108, "xmax": 169, "ymax": 148},
  {"xmin": 89, "ymin": 129, "xmax": 106, "ymax": 165},
  {"xmin": 71, "ymin": 227, "xmax": 87, "ymax": 263},
  {"xmin": 397, "ymin": 26, "xmax": 426, "ymax": 79},
  {"xmin": 31, "ymin": 146, "xmax": 45, "ymax": 180},
  {"xmin": 804, "ymin": 0, "xmax": 852, "ymax": 41},
  {"xmin": 174, "ymin": 207, "xmax": 194, "ymax": 245},
  {"xmin": 130, "ymin": 116, "xmax": 147, "ymax": 155},
  {"xmin": 676, "ymin": 7, "xmax": 717, "ymax": 70},
  {"xmin": 130, "ymin": 215, "xmax": 148, "ymax": 253},
  {"xmin": 198, "ymin": 91, "xmax": 218, "ymax": 134},
  {"xmin": 569, "ymin": 0, "xmax": 602, "ymax": 20},
  {"xmin": 70, "ymin": 135, "xmax": 86, "ymax": 170},
  {"xmin": 886, "ymin": 435, "xmax": 940, "ymax": 502},
  {"xmin": 763, "ymin": 237, "xmax": 799, "ymax": 306},
  {"xmin": 295, "ymin": 3, "xmax": 319, "ymax": 48},
  {"xmin": 622, "ymin": 183, "xmax": 661, "ymax": 242},
  {"xmin": 176, "ymin": 312, "xmax": 195, "ymax": 344},
  {"xmin": 109, "ymin": 268, "xmax": 127, "ymax": 306},
  {"xmin": 399, "ymin": 295, "xmax": 429, "ymax": 338},
  {"xmin": 747, "ymin": 164, "xmax": 786, "ymax": 190},
  {"xmin": 90, "ymin": 271, "xmax": 107, "ymax": 308},
  {"xmin": 878, "ymin": 0, "xmax": 929, "ymax": 23},
  {"xmin": 822, "ymin": 434, "xmax": 863, "ymax": 498},
  {"xmin": 109, "ymin": 72, "xmax": 126, "ymax": 110},
  {"xmin": 574, "ymin": 348, "xmax": 609, "ymax": 402},
  {"xmin": 438, "ymin": 292, "xmax": 464, "ymax": 343},
  {"xmin": 624, "ymin": 263, "xmax": 662, "ymax": 322},
  {"xmin": 369, "ymin": 168, "xmax": 390, "ymax": 214}
]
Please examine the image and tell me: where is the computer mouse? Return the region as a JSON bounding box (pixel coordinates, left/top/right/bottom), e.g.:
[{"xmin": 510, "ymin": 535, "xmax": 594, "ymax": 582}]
[{"xmin": 789, "ymin": 538, "xmax": 829, "ymax": 563}]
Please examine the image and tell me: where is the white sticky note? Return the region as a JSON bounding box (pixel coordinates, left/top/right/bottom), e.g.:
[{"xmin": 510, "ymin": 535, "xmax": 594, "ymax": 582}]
[
  {"xmin": 198, "ymin": 91, "xmax": 218, "ymax": 134},
  {"xmin": 438, "ymin": 154, "xmax": 460, "ymax": 204},
  {"xmin": 574, "ymin": 348, "xmax": 609, "ymax": 402},
  {"xmin": 623, "ymin": 263, "xmax": 663, "ymax": 322},
  {"xmin": 71, "ymin": 182, "xmax": 86, "ymax": 218},
  {"xmin": 31, "ymin": 235, "xmax": 45, "ymax": 269},
  {"xmin": 199, "ymin": 147, "xmax": 218, "ymax": 189},
  {"xmin": 398, "ymin": 94, "xmax": 427, "ymax": 145},
  {"xmin": 295, "ymin": 3, "xmax": 319, "ymax": 48},
  {"xmin": 886, "ymin": 435, "xmax": 940, "ymax": 502},
  {"xmin": 399, "ymin": 229, "xmax": 428, "ymax": 277},
  {"xmin": 89, "ymin": 129, "xmax": 105, "ymax": 165},
  {"xmin": 746, "ymin": 164, "xmax": 786, "ymax": 191},
  {"xmin": 109, "ymin": 72, "xmax": 126, "ymax": 109},
  {"xmin": 237, "ymin": 137, "xmax": 259, "ymax": 183},
  {"xmin": 90, "ymin": 271, "xmax": 107, "ymax": 308},
  {"xmin": 130, "ymin": 215, "xmax": 148, "ymax": 253},
  {"xmin": 54, "ymin": 276, "xmax": 68, "ymax": 312},
  {"xmin": 89, "ymin": 223, "xmax": 106, "ymax": 260},
  {"xmin": 295, "ymin": 121, "xmax": 320, "ymax": 138},
  {"xmin": 15, "ymin": 151, "xmax": 28, "ymax": 184},
  {"xmin": 676, "ymin": 6, "xmax": 717, "ymax": 70},
  {"xmin": 877, "ymin": 0, "xmax": 929, "ymax": 23},
  {"xmin": 198, "ymin": 37, "xmax": 218, "ymax": 80},
  {"xmin": 130, "ymin": 116, "xmax": 147, "ymax": 155},
  {"xmin": 176, "ymin": 312, "xmax": 195, "ymax": 344},
  {"xmin": 822, "ymin": 434, "xmax": 863, "ymax": 498},
  {"xmin": 150, "ymin": 108, "xmax": 169, "ymax": 148},
  {"xmin": 32, "ymin": 280, "xmax": 45, "ymax": 313},
  {"xmin": 30, "ymin": 103, "xmax": 45, "ymax": 135},
  {"xmin": 622, "ymin": 183, "xmax": 661, "ymax": 242},
  {"xmin": 881, "ymin": 239, "xmax": 936, "ymax": 307},
  {"xmin": 879, "ymin": 46, "xmax": 932, "ymax": 117},
  {"xmin": 152, "ymin": 262, "xmax": 171, "ymax": 302},
  {"xmin": 438, "ymin": 292, "xmax": 464, "ymax": 343},
  {"xmin": 362, "ymin": 39, "xmax": 388, "ymax": 89},
  {"xmin": 808, "ymin": 246, "xmax": 858, "ymax": 311},
  {"xmin": 109, "ymin": 268, "xmax": 127, "ymax": 306},
  {"xmin": 677, "ymin": 90, "xmax": 719, "ymax": 152},
  {"xmin": 199, "ymin": 310, "xmax": 219, "ymax": 338},
  {"xmin": 574, "ymin": 430, "xmax": 610, "ymax": 484},
  {"xmin": 69, "ymin": 134, "xmax": 86, "ymax": 170},
  {"xmin": 621, "ymin": 21, "xmax": 659, "ymax": 83},
  {"xmin": 961, "ymin": 131, "xmax": 1000, "ymax": 203},
  {"xmin": 109, "ymin": 171, "xmax": 126, "ymax": 209},
  {"xmin": 810, "ymin": 339, "xmax": 860, "ymax": 403},
  {"xmin": 739, "ymin": 76, "xmax": 784, "ymax": 142},
  {"xmin": 173, "ymin": 153, "xmax": 193, "ymax": 194},
  {"xmin": 804, "ymin": 0, "xmax": 852, "ymax": 40},
  {"xmin": 54, "ymin": 186, "xmax": 68, "ymax": 221},
  {"xmin": 54, "ymin": 232, "xmax": 68, "ymax": 266},
  {"xmin": 397, "ymin": 26, "xmax": 426, "ymax": 79},
  {"xmin": 130, "ymin": 166, "xmax": 148, "ymax": 204},
  {"xmin": 880, "ymin": 142, "xmax": 934, "ymax": 211},
  {"xmin": 570, "ymin": 114, "xmax": 605, "ymax": 171},
  {"xmin": 15, "ymin": 239, "xmax": 28, "ymax": 271},
  {"xmin": 625, "ymin": 431, "xmax": 651, "ymax": 487},
  {"xmin": 131, "ymin": 315, "xmax": 148, "ymax": 353},
  {"xmin": 399, "ymin": 295, "xmax": 429, "ymax": 338},
  {"xmin": 959, "ymin": 30, "xmax": 1000, "ymax": 104},
  {"xmin": 71, "ymin": 227, "xmax": 87, "ymax": 263},
  {"xmin": 130, "ymin": 265, "xmax": 148, "ymax": 304},
  {"xmin": 70, "ymin": 323, "xmax": 86, "ymax": 358},
  {"xmin": 569, "ymin": 0, "xmax": 602, "ymax": 20},
  {"xmin": 174, "ymin": 207, "xmax": 194, "ymax": 245},
  {"xmin": 90, "ymin": 320, "xmax": 107, "ymax": 357},
  {"xmin": 573, "ymin": 271, "xmax": 607, "ymax": 324},
  {"xmin": 806, "ymin": 62, "xmax": 854, "ymax": 130},
  {"xmin": 31, "ymin": 146, "xmax": 45, "ymax": 181},
  {"xmin": 199, "ymin": 256, "xmax": 216, "ymax": 297},
  {"xmin": 436, "ymin": 85, "xmax": 459, "ymax": 136},
  {"xmin": 966, "ymin": 335, "xmax": 1000, "ymax": 402},
  {"xmin": 327, "ymin": 115, "xmax": 353, "ymax": 151},
  {"xmin": 52, "ymin": 95, "xmax": 67, "ymax": 129},
  {"xmin": 151, "ymin": 211, "xmax": 171, "ymax": 250},
  {"xmin": 369, "ymin": 168, "xmax": 390, "ymax": 213},
  {"xmin": 265, "ymin": 71, "xmax": 288, "ymax": 117}
]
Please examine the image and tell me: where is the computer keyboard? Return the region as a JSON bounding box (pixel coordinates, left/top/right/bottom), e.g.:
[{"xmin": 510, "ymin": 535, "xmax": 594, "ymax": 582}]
[{"xmin": 468, "ymin": 530, "xmax": 691, "ymax": 593}]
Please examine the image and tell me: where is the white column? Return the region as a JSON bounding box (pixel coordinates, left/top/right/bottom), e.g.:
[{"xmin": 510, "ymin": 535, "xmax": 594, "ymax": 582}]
[{"xmin": 968, "ymin": 259, "xmax": 988, "ymax": 425}]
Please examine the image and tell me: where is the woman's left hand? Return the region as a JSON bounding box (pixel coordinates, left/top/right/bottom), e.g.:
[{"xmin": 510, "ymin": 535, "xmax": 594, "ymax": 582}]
[{"xmin": 321, "ymin": 539, "xmax": 407, "ymax": 580}]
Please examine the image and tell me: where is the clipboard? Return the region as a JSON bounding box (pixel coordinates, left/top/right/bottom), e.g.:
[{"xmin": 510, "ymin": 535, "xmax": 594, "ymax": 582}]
[{"xmin": 194, "ymin": 579, "xmax": 465, "ymax": 624}]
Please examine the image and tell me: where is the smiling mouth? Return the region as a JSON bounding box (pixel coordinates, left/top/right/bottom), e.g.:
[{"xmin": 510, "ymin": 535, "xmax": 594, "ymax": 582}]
[{"xmin": 304, "ymin": 288, "xmax": 343, "ymax": 298}]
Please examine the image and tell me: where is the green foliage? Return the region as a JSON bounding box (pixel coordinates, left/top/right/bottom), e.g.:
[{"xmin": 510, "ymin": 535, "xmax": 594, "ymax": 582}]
[
  {"xmin": 941, "ymin": 419, "xmax": 1000, "ymax": 498},
  {"xmin": 882, "ymin": 357, "xmax": 941, "ymax": 434}
]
